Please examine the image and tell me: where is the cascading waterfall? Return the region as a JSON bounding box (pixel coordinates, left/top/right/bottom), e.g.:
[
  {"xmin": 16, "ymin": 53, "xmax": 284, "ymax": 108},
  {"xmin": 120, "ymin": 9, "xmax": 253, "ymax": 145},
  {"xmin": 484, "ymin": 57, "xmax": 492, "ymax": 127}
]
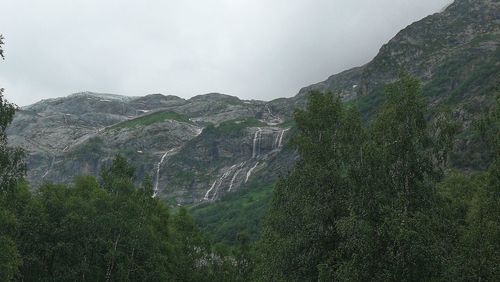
[
  {"xmin": 271, "ymin": 128, "xmax": 289, "ymax": 150},
  {"xmin": 153, "ymin": 148, "xmax": 178, "ymax": 198},
  {"xmin": 265, "ymin": 104, "xmax": 273, "ymax": 117},
  {"xmin": 204, "ymin": 164, "xmax": 238, "ymax": 201},
  {"xmin": 228, "ymin": 162, "xmax": 246, "ymax": 191},
  {"xmin": 245, "ymin": 162, "xmax": 260, "ymax": 183},
  {"xmin": 278, "ymin": 128, "xmax": 289, "ymax": 148},
  {"xmin": 273, "ymin": 130, "xmax": 281, "ymax": 149},
  {"xmin": 205, "ymin": 126, "xmax": 289, "ymax": 200},
  {"xmin": 252, "ymin": 128, "xmax": 262, "ymax": 158},
  {"xmin": 204, "ymin": 180, "xmax": 218, "ymax": 201},
  {"xmin": 258, "ymin": 130, "xmax": 262, "ymax": 156},
  {"xmin": 211, "ymin": 168, "xmax": 233, "ymax": 200}
]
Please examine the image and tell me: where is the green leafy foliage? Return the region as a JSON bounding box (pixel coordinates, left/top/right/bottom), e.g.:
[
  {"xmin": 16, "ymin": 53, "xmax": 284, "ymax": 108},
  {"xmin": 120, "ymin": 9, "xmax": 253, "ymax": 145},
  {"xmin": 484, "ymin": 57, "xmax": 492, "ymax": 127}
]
[
  {"xmin": 190, "ymin": 183, "xmax": 273, "ymax": 245},
  {"xmin": 0, "ymin": 154, "xmax": 254, "ymax": 281},
  {"xmin": 256, "ymin": 74, "xmax": 496, "ymax": 282},
  {"xmin": 0, "ymin": 40, "xmax": 26, "ymax": 280},
  {"xmin": 257, "ymin": 90, "xmax": 367, "ymax": 281}
]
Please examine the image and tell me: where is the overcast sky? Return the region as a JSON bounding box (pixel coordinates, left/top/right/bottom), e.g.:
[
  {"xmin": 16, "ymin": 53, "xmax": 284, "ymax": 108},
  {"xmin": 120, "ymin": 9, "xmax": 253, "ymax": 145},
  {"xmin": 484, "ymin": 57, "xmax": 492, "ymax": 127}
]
[{"xmin": 1, "ymin": 0, "xmax": 451, "ymax": 106}]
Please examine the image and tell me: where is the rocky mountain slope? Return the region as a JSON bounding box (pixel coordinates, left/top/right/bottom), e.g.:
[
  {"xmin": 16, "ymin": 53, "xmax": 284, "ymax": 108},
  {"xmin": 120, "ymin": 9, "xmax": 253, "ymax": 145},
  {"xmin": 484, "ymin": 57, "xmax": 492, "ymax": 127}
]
[
  {"xmin": 7, "ymin": 0, "xmax": 499, "ymax": 205},
  {"xmin": 300, "ymin": 0, "xmax": 499, "ymax": 102},
  {"xmin": 7, "ymin": 91, "xmax": 297, "ymax": 204}
]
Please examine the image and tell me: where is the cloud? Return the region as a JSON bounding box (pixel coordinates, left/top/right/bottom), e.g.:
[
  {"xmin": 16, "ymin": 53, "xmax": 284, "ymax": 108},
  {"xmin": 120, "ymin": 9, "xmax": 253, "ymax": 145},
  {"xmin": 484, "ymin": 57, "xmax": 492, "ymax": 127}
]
[{"xmin": 0, "ymin": 0, "xmax": 451, "ymax": 106}]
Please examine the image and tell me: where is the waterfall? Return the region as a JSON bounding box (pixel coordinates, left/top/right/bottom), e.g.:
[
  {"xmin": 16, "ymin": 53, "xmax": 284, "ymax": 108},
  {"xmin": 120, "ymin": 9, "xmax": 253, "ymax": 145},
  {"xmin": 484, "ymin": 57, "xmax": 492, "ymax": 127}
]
[
  {"xmin": 228, "ymin": 162, "xmax": 246, "ymax": 192},
  {"xmin": 265, "ymin": 104, "xmax": 273, "ymax": 117},
  {"xmin": 153, "ymin": 148, "xmax": 178, "ymax": 198},
  {"xmin": 278, "ymin": 128, "xmax": 290, "ymax": 148},
  {"xmin": 204, "ymin": 180, "xmax": 218, "ymax": 201},
  {"xmin": 42, "ymin": 155, "xmax": 55, "ymax": 179},
  {"xmin": 258, "ymin": 130, "xmax": 262, "ymax": 156},
  {"xmin": 194, "ymin": 127, "xmax": 204, "ymax": 136},
  {"xmin": 204, "ymin": 164, "xmax": 237, "ymax": 201},
  {"xmin": 252, "ymin": 128, "xmax": 262, "ymax": 158},
  {"xmin": 273, "ymin": 130, "xmax": 281, "ymax": 149},
  {"xmin": 245, "ymin": 162, "xmax": 260, "ymax": 183},
  {"xmin": 203, "ymin": 126, "xmax": 289, "ymax": 200}
]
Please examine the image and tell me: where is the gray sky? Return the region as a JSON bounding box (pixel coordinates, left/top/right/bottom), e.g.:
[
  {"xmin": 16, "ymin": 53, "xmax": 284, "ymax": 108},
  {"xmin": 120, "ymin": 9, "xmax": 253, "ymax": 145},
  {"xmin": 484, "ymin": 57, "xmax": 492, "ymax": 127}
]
[{"xmin": 0, "ymin": 0, "xmax": 451, "ymax": 106}]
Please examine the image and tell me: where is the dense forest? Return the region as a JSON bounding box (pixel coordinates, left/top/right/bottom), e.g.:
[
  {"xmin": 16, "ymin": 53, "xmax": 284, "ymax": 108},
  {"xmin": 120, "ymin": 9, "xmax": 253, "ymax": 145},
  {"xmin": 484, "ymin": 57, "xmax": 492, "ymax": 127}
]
[{"xmin": 1, "ymin": 35, "xmax": 499, "ymax": 281}]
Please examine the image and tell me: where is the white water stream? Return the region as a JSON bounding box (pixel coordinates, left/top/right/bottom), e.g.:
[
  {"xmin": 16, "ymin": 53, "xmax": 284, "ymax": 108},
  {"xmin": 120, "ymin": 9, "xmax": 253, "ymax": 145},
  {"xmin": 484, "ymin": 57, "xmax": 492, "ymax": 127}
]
[
  {"xmin": 278, "ymin": 128, "xmax": 289, "ymax": 148},
  {"xmin": 204, "ymin": 164, "xmax": 238, "ymax": 201},
  {"xmin": 228, "ymin": 162, "xmax": 246, "ymax": 191},
  {"xmin": 245, "ymin": 162, "xmax": 260, "ymax": 183},
  {"xmin": 204, "ymin": 180, "xmax": 218, "ymax": 201},
  {"xmin": 153, "ymin": 148, "xmax": 178, "ymax": 198},
  {"xmin": 203, "ymin": 125, "xmax": 289, "ymax": 200},
  {"xmin": 252, "ymin": 128, "xmax": 262, "ymax": 158}
]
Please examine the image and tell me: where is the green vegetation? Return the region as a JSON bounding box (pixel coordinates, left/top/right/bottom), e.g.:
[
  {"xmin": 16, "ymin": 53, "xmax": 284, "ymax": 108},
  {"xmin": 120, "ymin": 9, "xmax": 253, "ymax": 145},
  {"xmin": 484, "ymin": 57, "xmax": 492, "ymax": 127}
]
[
  {"xmin": 353, "ymin": 85, "xmax": 386, "ymax": 119},
  {"xmin": 169, "ymin": 170, "xmax": 196, "ymax": 187},
  {"xmin": 423, "ymin": 50, "xmax": 499, "ymax": 105},
  {"xmin": 256, "ymin": 74, "xmax": 499, "ymax": 281},
  {"xmin": 0, "ymin": 90, "xmax": 25, "ymax": 281},
  {"xmin": 216, "ymin": 118, "xmax": 267, "ymax": 135},
  {"xmin": 109, "ymin": 110, "xmax": 191, "ymax": 130},
  {"xmin": 277, "ymin": 119, "xmax": 295, "ymax": 129},
  {"xmin": 0, "ymin": 153, "xmax": 255, "ymax": 281},
  {"xmin": 190, "ymin": 183, "xmax": 273, "ymax": 245}
]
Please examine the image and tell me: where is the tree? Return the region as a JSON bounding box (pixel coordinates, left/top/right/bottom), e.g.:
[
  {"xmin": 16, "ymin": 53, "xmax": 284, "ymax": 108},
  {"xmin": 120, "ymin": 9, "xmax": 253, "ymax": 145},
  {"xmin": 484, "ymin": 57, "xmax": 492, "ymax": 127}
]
[
  {"xmin": 366, "ymin": 73, "xmax": 447, "ymax": 280},
  {"xmin": 445, "ymin": 92, "xmax": 500, "ymax": 281},
  {"xmin": 100, "ymin": 154, "xmax": 135, "ymax": 195},
  {"xmin": 170, "ymin": 207, "xmax": 210, "ymax": 281},
  {"xmin": 0, "ymin": 36, "xmax": 25, "ymax": 197},
  {"xmin": 0, "ymin": 33, "xmax": 25, "ymax": 281},
  {"xmin": 0, "ymin": 34, "xmax": 4, "ymax": 60},
  {"xmin": 15, "ymin": 157, "xmax": 177, "ymax": 281},
  {"xmin": 257, "ymin": 74, "xmax": 457, "ymax": 281},
  {"xmin": 257, "ymin": 91, "xmax": 365, "ymax": 281}
]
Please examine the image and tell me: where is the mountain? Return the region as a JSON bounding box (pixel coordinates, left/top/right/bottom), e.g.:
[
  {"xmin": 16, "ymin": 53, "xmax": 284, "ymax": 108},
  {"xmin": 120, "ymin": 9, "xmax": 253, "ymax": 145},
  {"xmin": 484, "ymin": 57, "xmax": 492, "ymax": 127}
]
[
  {"xmin": 7, "ymin": 0, "xmax": 499, "ymax": 208},
  {"xmin": 301, "ymin": 0, "xmax": 498, "ymax": 103},
  {"xmin": 7, "ymin": 91, "xmax": 297, "ymax": 204}
]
